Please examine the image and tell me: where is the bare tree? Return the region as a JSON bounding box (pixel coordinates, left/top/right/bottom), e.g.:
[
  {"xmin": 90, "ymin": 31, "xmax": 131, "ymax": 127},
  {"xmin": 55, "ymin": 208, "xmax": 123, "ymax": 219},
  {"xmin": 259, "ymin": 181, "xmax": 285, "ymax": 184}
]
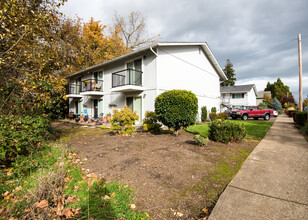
[{"xmin": 112, "ymin": 11, "xmax": 160, "ymax": 50}]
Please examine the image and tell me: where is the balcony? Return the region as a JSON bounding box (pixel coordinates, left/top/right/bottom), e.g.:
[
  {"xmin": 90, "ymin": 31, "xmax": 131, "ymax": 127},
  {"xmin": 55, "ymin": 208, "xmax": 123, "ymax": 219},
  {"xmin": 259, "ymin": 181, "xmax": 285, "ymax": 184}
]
[
  {"xmin": 66, "ymin": 84, "xmax": 82, "ymax": 98},
  {"xmin": 80, "ymin": 79, "xmax": 104, "ymax": 96},
  {"xmin": 111, "ymin": 69, "xmax": 144, "ymax": 92}
]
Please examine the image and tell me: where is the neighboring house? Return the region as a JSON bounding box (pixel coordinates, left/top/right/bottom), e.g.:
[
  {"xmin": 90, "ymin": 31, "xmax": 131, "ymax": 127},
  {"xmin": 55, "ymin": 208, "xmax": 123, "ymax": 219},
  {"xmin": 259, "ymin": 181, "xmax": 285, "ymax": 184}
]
[
  {"xmin": 256, "ymin": 91, "xmax": 271, "ymax": 106},
  {"xmin": 65, "ymin": 42, "xmax": 227, "ymax": 123},
  {"xmin": 220, "ymin": 84, "xmax": 257, "ymax": 112}
]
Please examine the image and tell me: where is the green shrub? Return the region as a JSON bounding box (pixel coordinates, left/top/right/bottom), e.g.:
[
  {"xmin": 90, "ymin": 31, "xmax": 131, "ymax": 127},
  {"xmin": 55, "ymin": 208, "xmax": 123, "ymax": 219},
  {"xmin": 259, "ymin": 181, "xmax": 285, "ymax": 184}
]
[
  {"xmin": 211, "ymin": 107, "xmax": 217, "ymax": 113},
  {"xmin": 295, "ymin": 112, "xmax": 308, "ymax": 126},
  {"xmin": 194, "ymin": 134, "xmax": 209, "ymax": 146},
  {"xmin": 301, "ymin": 123, "xmax": 308, "ymax": 135},
  {"xmin": 258, "ymin": 103, "xmax": 267, "ymax": 108},
  {"xmin": 142, "ymin": 111, "xmax": 162, "ymax": 134},
  {"xmin": 0, "ymin": 115, "xmax": 54, "ymax": 165},
  {"xmin": 271, "ymin": 97, "xmax": 282, "ymax": 114},
  {"xmin": 110, "ymin": 106, "xmax": 139, "ymax": 135},
  {"xmin": 155, "ymin": 90, "xmax": 198, "ymax": 132},
  {"xmin": 201, "ymin": 106, "xmax": 208, "ymax": 122},
  {"xmin": 217, "ymin": 113, "xmax": 228, "ymax": 120},
  {"xmin": 209, "ymin": 120, "xmax": 246, "ymax": 143},
  {"xmin": 209, "ymin": 112, "xmax": 217, "ymax": 121}
]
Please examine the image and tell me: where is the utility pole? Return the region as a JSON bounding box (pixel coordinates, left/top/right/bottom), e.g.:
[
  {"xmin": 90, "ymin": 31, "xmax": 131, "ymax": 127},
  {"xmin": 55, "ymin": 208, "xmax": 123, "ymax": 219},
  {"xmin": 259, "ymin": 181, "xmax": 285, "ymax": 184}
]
[{"xmin": 298, "ymin": 34, "xmax": 303, "ymax": 111}]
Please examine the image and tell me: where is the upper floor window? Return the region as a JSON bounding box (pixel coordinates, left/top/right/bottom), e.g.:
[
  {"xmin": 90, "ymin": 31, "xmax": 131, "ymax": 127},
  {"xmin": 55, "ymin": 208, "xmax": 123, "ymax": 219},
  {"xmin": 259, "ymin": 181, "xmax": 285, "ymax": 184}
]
[{"xmin": 232, "ymin": 93, "xmax": 244, "ymax": 99}]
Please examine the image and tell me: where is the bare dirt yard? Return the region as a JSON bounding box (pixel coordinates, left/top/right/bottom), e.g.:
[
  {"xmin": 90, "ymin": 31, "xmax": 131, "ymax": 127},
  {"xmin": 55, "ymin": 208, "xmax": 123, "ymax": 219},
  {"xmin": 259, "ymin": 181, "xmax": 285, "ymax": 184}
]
[{"xmin": 53, "ymin": 122, "xmax": 259, "ymax": 219}]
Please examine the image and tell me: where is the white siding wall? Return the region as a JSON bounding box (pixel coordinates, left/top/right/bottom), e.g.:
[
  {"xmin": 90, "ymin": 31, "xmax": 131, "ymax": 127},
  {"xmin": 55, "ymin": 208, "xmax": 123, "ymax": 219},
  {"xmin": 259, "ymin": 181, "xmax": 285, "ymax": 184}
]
[
  {"xmin": 247, "ymin": 89, "xmax": 257, "ymax": 105},
  {"xmin": 67, "ymin": 46, "xmax": 222, "ymax": 122},
  {"xmin": 222, "ymin": 89, "xmax": 257, "ymax": 107},
  {"xmin": 156, "ymin": 46, "xmax": 221, "ymax": 120}
]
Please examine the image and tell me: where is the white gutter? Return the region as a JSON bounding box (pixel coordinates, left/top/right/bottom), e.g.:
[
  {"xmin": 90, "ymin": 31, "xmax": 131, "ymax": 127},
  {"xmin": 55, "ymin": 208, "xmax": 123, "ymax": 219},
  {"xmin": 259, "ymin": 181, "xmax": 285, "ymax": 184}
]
[{"xmin": 150, "ymin": 46, "xmax": 158, "ymax": 57}]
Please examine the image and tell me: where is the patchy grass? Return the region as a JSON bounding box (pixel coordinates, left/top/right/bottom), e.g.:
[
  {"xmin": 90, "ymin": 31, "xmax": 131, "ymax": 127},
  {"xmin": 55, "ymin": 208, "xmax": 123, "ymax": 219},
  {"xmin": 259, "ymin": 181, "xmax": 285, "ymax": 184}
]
[
  {"xmin": 234, "ymin": 120, "xmax": 273, "ymax": 139},
  {"xmin": 186, "ymin": 124, "xmax": 210, "ymax": 137},
  {"xmin": 0, "ymin": 143, "xmax": 148, "ymax": 219},
  {"xmin": 186, "ymin": 120, "xmax": 273, "ymax": 139}
]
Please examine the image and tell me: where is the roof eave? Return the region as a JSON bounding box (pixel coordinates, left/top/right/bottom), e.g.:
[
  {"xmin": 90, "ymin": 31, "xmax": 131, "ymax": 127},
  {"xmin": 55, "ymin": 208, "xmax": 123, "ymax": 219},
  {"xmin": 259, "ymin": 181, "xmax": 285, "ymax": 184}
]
[
  {"xmin": 66, "ymin": 42, "xmax": 226, "ymax": 81},
  {"xmin": 201, "ymin": 44, "xmax": 227, "ymax": 81}
]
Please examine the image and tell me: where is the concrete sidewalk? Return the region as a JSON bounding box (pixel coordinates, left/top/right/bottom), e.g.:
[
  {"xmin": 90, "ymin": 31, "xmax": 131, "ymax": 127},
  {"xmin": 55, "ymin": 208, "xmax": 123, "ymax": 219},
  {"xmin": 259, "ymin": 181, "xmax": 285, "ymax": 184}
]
[{"xmin": 209, "ymin": 114, "xmax": 308, "ymax": 220}]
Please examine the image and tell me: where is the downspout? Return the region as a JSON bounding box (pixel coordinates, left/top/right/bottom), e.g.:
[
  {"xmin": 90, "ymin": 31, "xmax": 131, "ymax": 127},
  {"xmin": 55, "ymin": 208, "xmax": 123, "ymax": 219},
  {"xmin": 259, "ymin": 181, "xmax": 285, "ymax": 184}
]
[
  {"xmin": 150, "ymin": 46, "xmax": 159, "ymax": 99},
  {"xmin": 150, "ymin": 46, "xmax": 158, "ymax": 57}
]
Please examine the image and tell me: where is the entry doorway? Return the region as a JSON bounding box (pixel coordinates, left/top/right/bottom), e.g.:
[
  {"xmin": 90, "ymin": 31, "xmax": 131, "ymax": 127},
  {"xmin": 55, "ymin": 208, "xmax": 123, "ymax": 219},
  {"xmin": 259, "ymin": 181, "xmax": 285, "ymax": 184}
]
[{"xmin": 126, "ymin": 96, "xmax": 142, "ymax": 123}]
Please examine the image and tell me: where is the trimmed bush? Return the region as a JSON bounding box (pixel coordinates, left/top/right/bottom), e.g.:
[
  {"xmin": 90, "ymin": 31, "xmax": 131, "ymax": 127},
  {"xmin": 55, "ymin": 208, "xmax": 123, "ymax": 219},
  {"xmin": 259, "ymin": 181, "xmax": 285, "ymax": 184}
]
[
  {"xmin": 201, "ymin": 106, "xmax": 208, "ymax": 122},
  {"xmin": 217, "ymin": 113, "xmax": 228, "ymax": 120},
  {"xmin": 295, "ymin": 112, "xmax": 308, "ymax": 126},
  {"xmin": 142, "ymin": 111, "xmax": 162, "ymax": 134},
  {"xmin": 0, "ymin": 115, "xmax": 54, "ymax": 165},
  {"xmin": 209, "ymin": 112, "xmax": 217, "ymax": 121},
  {"xmin": 211, "ymin": 107, "xmax": 217, "ymax": 113},
  {"xmin": 155, "ymin": 90, "xmax": 198, "ymax": 132},
  {"xmin": 194, "ymin": 134, "xmax": 209, "ymax": 146},
  {"xmin": 110, "ymin": 106, "xmax": 139, "ymax": 135},
  {"xmin": 209, "ymin": 120, "xmax": 246, "ymax": 143}
]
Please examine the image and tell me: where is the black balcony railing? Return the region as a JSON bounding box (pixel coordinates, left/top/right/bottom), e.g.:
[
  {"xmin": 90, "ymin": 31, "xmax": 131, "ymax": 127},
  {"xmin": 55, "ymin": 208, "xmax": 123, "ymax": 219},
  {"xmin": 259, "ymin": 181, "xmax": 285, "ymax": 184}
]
[
  {"xmin": 81, "ymin": 79, "xmax": 103, "ymax": 92},
  {"xmin": 112, "ymin": 69, "xmax": 142, "ymax": 88},
  {"xmin": 67, "ymin": 84, "xmax": 82, "ymax": 95}
]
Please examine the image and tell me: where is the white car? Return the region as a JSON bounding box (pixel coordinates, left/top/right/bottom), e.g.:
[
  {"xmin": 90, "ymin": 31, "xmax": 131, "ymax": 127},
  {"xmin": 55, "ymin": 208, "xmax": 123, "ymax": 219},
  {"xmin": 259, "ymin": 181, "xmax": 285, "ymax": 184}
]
[{"xmin": 273, "ymin": 110, "xmax": 278, "ymax": 117}]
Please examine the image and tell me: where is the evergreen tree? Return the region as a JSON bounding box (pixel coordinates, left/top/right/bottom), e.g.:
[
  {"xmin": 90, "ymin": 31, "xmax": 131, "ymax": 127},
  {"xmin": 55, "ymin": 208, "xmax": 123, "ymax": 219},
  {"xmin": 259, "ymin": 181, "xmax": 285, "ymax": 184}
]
[
  {"xmin": 264, "ymin": 78, "xmax": 294, "ymax": 105},
  {"xmin": 221, "ymin": 59, "xmax": 236, "ymax": 86},
  {"xmin": 271, "ymin": 97, "xmax": 282, "ymax": 114}
]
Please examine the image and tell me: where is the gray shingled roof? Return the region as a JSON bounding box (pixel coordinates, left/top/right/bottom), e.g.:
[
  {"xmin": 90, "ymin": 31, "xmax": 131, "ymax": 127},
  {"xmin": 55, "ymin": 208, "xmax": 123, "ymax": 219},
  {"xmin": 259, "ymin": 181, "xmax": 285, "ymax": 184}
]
[{"xmin": 221, "ymin": 84, "xmax": 256, "ymax": 93}]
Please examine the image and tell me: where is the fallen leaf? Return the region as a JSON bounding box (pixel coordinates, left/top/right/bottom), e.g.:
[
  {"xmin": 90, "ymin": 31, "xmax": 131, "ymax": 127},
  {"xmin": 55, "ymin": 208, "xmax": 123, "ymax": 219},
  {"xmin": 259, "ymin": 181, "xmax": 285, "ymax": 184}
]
[
  {"xmin": 33, "ymin": 200, "xmax": 48, "ymax": 209},
  {"xmin": 102, "ymin": 195, "xmax": 110, "ymax": 200},
  {"xmin": 25, "ymin": 209, "xmax": 31, "ymax": 213},
  {"xmin": 202, "ymin": 208, "xmax": 209, "ymax": 214},
  {"xmin": 3, "ymin": 191, "xmax": 10, "ymax": 197},
  {"xmin": 15, "ymin": 186, "xmax": 22, "ymax": 192},
  {"xmin": 74, "ymin": 185, "xmax": 79, "ymax": 192},
  {"xmin": 65, "ymin": 196, "xmax": 79, "ymax": 204},
  {"xmin": 62, "ymin": 207, "xmax": 74, "ymax": 218},
  {"xmin": 110, "ymin": 192, "xmax": 116, "ymax": 198},
  {"xmin": 174, "ymin": 211, "xmax": 183, "ymax": 217},
  {"xmin": 129, "ymin": 204, "xmax": 136, "ymax": 210}
]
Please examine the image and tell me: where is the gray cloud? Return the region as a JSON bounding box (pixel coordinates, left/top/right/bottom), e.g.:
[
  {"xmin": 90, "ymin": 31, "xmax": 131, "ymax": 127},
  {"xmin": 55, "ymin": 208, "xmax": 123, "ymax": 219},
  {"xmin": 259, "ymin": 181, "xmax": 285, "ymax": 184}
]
[{"xmin": 61, "ymin": 0, "xmax": 308, "ymax": 101}]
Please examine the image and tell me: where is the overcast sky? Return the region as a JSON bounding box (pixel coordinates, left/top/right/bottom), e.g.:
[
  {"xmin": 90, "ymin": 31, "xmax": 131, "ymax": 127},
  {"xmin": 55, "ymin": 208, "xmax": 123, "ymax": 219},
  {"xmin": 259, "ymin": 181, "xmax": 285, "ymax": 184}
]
[{"xmin": 61, "ymin": 0, "xmax": 308, "ymax": 103}]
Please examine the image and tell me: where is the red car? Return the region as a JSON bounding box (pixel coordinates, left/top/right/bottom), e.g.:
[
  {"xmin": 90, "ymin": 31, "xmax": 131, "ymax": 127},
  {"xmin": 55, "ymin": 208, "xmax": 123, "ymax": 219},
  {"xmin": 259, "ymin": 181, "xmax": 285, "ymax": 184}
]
[{"xmin": 230, "ymin": 106, "xmax": 278, "ymax": 121}]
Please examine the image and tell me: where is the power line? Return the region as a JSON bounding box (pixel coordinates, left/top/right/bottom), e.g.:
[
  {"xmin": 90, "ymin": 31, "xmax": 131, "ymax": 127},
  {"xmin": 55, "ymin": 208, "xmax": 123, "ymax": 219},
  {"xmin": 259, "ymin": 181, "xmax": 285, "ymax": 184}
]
[{"xmin": 235, "ymin": 38, "xmax": 298, "ymax": 65}]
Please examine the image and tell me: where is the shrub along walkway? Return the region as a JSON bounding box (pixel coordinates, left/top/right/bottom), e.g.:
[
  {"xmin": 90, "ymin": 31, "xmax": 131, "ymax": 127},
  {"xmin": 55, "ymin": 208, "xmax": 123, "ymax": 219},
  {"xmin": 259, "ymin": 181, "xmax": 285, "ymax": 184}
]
[{"xmin": 209, "ymin": 114, "xmax": 308, "ymax": 219}]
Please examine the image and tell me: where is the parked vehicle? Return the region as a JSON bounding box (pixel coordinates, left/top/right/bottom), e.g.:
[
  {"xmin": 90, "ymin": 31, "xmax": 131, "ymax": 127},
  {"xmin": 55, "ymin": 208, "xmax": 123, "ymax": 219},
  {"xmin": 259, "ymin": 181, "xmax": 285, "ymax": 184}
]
[{"xmin": 230, "ymin": 106, "xmax": 278, "ymax": 121}]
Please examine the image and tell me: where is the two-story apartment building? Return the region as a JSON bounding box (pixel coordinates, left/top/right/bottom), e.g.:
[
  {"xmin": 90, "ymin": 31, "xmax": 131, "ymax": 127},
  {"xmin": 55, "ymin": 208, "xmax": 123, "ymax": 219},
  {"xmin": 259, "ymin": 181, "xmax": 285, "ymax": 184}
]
[
  {"xmin": 66, "ymin": 42, "xmax": 227, "ymax": 123},
  {"xmin": 220, "ymin": 84, "xmax": 257, "ymax": 112}
]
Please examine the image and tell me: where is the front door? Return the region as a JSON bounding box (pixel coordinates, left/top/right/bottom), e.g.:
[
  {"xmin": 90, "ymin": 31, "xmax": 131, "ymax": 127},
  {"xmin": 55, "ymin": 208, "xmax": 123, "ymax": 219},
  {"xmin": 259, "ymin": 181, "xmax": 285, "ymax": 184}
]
[
  {"xmin": 126, "ymin": 97, "xmax": 142, "ymax": 123},
  {"xmin": 93, "ymin": 99, "xmax": 98, "ymax": 118},
  {"xmin": 75, "ymin": 101, "xmax": 79, "ymax": 114}
]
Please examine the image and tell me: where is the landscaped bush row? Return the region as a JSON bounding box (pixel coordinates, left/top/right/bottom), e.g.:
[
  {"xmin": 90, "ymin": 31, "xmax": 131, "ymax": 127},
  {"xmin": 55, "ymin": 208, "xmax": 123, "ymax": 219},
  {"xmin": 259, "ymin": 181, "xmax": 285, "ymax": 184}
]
[
  {"xmin": 209, "ymin": 112, "xmax": 228, "ymax": 121},
  {"xmin": 294, "ymin": 111, "xmax": 308, "ymax": 126},
  {"xmin": 209, "ymin": 120, "xmax": 246, "ymax": 144},
  {"xmin": 0, "ymin": 115, "xmax": 55, "ymax": 165}
]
